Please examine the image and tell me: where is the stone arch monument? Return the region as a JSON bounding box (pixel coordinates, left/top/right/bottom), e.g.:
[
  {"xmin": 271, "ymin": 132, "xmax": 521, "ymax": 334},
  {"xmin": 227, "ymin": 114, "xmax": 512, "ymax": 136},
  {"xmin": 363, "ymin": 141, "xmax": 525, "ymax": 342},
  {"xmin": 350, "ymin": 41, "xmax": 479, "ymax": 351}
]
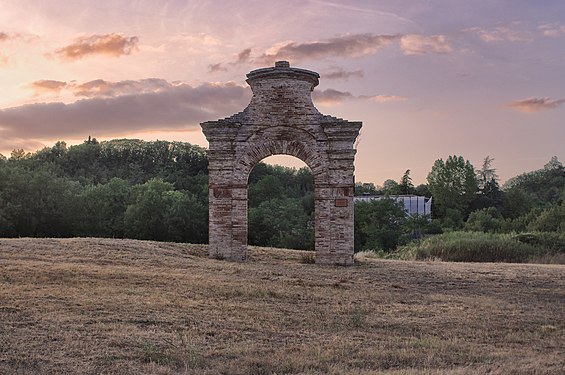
[{"xmin": 201, "ymin": 61, "xmax": 361, "ymax": 265}]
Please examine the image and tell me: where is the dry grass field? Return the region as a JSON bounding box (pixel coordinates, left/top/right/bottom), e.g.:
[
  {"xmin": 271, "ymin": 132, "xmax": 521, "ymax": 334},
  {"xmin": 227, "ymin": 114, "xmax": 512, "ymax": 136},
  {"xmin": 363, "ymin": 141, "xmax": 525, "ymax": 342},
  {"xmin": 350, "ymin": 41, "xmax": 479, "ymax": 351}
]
[{"xmin": 0, "ymin": 238, "xmax": 563, "ymax": 374}]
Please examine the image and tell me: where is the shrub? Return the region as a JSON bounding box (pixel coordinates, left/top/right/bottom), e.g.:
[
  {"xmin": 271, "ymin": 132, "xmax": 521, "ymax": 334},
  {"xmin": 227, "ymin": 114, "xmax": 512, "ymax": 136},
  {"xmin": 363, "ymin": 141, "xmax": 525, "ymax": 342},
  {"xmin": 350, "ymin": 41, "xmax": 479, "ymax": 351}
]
[
  {"xmin": 396, "ymin": 231, "xmax": 564, "ymax": 263},
  {"xmin": 514, "ymin": 232, "xmax": 565, "ymax": 252},
  {"xmin": 528, "ymin": 203, "xmax": 565, "ymax": 232},
  {"xmin": 464, "ymin": 207, "xmax": 503, "ymax": 233}
]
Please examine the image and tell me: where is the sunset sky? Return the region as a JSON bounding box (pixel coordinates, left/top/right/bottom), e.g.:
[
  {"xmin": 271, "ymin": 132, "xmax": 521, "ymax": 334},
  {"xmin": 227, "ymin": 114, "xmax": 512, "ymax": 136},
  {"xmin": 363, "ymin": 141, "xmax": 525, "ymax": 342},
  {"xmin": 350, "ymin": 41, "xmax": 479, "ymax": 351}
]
[{"xmin": 1, "ymin": 0, "xmax": 564, "ymax": 185}]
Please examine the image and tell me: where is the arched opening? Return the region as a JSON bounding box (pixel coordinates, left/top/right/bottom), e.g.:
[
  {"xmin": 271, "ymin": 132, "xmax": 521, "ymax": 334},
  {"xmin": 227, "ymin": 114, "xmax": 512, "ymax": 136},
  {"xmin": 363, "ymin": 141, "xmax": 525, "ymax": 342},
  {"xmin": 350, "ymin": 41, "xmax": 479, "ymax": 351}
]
[{"xmin": 247, "ymin": 155, "xmax": 315, "ymax": 250}]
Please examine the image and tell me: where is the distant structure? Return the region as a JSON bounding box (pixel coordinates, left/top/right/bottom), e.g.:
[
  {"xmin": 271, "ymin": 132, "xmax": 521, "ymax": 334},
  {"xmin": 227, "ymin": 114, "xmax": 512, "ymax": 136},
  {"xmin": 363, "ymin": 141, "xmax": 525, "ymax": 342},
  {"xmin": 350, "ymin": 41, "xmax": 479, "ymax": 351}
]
[
  {"xmin": 201, "ymin": 61, "xmax": 361, "ymax": 265},
  {"xmin": 354, "ymin": 195, "xmax": 432, "ymax": 217}
]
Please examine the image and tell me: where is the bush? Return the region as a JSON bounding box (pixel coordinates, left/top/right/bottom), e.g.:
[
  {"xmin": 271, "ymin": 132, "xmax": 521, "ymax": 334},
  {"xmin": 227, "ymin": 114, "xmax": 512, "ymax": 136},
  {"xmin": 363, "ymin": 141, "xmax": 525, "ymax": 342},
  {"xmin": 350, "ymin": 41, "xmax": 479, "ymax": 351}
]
[
  {"xmin": 528, "ymin": 203, "xmax": 565, "ymax": 232},
  {"xmin": 464, "ymin": 207, "xmax": 503, "ymax": 233},
  {"xmin": 396, "ymin": 231, "xmax": 565, "ymax": 263},
  {"xmin": 354, "ymin": 198, "xmax": 407, "ymax": 252},
  {"xmin": 514, "ymin": 232, "xmax": 565, "ymax": 252}
]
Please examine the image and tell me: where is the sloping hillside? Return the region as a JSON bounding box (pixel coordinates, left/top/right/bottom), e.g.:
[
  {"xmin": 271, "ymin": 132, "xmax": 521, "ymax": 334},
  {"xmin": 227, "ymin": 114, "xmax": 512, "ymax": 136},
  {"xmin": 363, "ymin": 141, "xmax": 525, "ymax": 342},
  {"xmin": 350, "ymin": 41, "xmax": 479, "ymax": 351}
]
[{"xmin": 0, "ymin": 238, "xmax": 563, "ymax": 374}]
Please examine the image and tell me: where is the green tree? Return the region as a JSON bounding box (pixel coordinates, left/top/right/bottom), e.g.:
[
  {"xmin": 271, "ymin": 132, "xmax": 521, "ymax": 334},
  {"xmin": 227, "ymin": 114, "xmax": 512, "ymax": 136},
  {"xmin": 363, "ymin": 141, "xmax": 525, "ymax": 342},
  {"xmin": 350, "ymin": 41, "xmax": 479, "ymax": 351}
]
[
  {"xmin": 427, "ymin": 155, "xmax": 478, "ymax": 221},
  {"xmin": 355, "ymin": 182, "xmax": 378, "ymax": 196},
  {"xmin": 472, "ymin": 156, "xmax": 504, "ymax": 211},
  {"xmin": 476, "ymin": 156, "xmax": 498, "ymax": 189},
  {"xmin": 528, "ymin": 202, "xmax": 565, "ymax": 232},
  {"xmin": 124, "ymin": 178, "xmax": 208, "ymax": 243},
  {"xmin": 414, "ymin": 184, "xmax": 430, "ymax": 197},
  {"xmin": 381, "ymin": 179, "xmax": 399, "ymax": 195},
  {"xmin": 163, "ymin": 190, "xmax": 208, "ymax": 243},
  {"xmin": 501, "ymin": 188, "xmax": 532, "ymax": 219},
  {"xmin": 77, "ymin": 178, "xmax": 131, "ymax": 237},
  {"xmin": 247, "ymin": 162, "xmax": 314, "ymax": 249},
  {"xmin": 465, "ymin": 207, "xmax": 503, "ymax": 233},
  {"xmin": 248, "ymin": 197, "xmax": 313, "ymax": 250},
  {"xmin": 248, "ymin": 174, "xmax": 284, "ymax": 208},
  {"xmin": 503, "ymin": 156, "xmax": 565, "ymax": 208},
  {"xmin": 399, "ymin": 169, "xmax": 415, "ymax": 195},
  {"xmin": 10, "ymin": 149, "xmax": 31, "ymax": 160},
  {"xmin": 124, "ymin": 178, "xmax": 176, "ymax": 240},
  {"xmin": 0, "ymin": 165, "xmax": 80, "ymax": 237},
  {"xmin": 354, "ymin": 198, "xmax": 407, "ymax": 252}
]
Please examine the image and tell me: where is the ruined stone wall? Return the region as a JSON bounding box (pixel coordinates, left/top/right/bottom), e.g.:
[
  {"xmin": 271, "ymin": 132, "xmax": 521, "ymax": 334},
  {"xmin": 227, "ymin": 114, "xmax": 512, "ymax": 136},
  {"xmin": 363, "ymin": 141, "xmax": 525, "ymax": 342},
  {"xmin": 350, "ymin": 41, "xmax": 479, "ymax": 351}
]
[{"xmin": 201, "ymin": 61, "xmax": 361, "ymax": 265}]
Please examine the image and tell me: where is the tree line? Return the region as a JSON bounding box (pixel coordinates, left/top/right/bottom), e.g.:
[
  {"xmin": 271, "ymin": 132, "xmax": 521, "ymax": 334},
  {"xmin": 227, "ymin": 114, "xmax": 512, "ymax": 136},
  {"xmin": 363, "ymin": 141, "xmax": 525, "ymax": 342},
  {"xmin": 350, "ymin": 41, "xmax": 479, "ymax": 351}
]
[
  {"xmin": 354, "ymin": 155, "xmax": 565, "ymax": 254},
  {"xmin": 1, "ymin": 138, "xmax": 564, "ymax": 255},
  {"xmin": 0, "ymin": 138, "xmax": 315, "ymax": 248}
]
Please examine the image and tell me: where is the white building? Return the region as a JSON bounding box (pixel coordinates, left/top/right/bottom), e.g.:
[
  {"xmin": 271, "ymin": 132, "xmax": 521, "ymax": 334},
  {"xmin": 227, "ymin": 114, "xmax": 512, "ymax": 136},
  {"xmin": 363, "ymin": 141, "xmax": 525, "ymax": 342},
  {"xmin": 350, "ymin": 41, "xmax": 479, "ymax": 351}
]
[{"xmin": 354, "ymin": 195, "xmax": 432, "ymax": 217}]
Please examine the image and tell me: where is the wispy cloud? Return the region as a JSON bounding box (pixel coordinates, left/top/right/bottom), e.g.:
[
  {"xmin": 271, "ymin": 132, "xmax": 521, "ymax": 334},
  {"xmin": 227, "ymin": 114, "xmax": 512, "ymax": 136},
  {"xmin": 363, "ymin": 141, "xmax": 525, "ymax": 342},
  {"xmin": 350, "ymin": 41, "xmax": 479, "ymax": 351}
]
[
  {"xmin": 53, "ymin": 33, "xmax": 139, "ymax": 60},
  {"xmin": 236, "ymin": 48, "xmax": 252, "ymax": 64},
  {"xmin": 212, "ymin": 32, "xmax": 452, "ymax": 70},
  {"xmin": 361, "ymin": 94, "xmax": 407, "ymax": 103},
  {"xmin": 31, "ymin": 80, "xmax": 68, "ymax": 95},
  {"xmin": 259, "ymin": 33, "xmax": 399, "ymax": 63},
  {"xmin": 313, "ymin": 89, "xmax": 407, "ymax": 106},
  {"xmin": 167, "ymin": 32, "xmax": 221, "ymax": 46},
  {"xmin": 312, "ymin": 89, "xmax": 354, "ymax": 105},
  {"xmin": 539, "ymin": 23, "xmax": 565, "ymax": 38},
  {"xmin": 323, "ymin": 67, "xmax": 364, "ymax": 80},
  {"xmin": 209, "ymin": 47, "xmax": 253, "ymax": 73},
  {"xmin": 0, "ymin": 81, "xmax": 250, "ymax": 141},
  {"xmin": 1, "ymin": 32, "xmax": 38, "ymax": 64},
  {"xmin": 507, "ymin": 97, "xmax": 565, "ymax": 113},
  {"xmin": 465, "ymin": 25, "xmax": 533, "ymax": 43},
  {"xmin": 310, "ymin": 0, "xmax": 417, "ymax": 26},
  {"xmin": 208, "ymin": 63, "xmax": 228, "ymax": 72},
  {"xmin": 72, "ymin": 79, "xmax": 172, "ymax": 97},
  {"xmin": 30, "ymin": 78, "xmax": 174, "ymax": 98},
  {"xmin": 400, "ymin": 35, "xmax": 452, "ymax": 55}
]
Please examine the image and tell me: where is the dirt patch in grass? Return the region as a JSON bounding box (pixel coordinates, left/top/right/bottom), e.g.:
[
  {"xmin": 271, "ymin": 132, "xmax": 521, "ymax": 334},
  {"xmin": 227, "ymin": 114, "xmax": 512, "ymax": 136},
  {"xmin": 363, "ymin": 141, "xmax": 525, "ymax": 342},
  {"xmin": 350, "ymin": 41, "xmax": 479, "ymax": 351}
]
[{"xmin": 1, "ymin": 238, "xmax": 564, "ymax": 374}]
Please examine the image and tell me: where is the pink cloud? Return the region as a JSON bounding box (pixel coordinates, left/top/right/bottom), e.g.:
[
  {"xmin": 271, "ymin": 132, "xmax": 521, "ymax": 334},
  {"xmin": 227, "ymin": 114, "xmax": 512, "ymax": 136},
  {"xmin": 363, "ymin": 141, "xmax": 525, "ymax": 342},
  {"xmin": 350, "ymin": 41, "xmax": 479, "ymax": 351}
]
[
  {"xmin": 208, "ymin": 63, "xmax": 227, "ymax": 72},
  {"xmin": 31, "ymin": 80, "xmax": 68, "ymax": 94},
  {"xmin": 323, "ymin": 67, "xmax": 364, "ymax": 80},
  {"xmin": 0, "ymin": 81, "xmax": 251, "ymax": 141},
  {"xmin": 29, "ymin": 78, "xmax": 176, "ymax": 98},
  {"xmin": 465, "ymin": 26, "xmax": 533, "ymax": 43},
  {"xmin": 507, "ymin": 97, "xmax": 565, "ymax": 113},
  {"xmin": 400, "ymin": 34, "xmax": 452, "ymax": 55},
  {"xmin": 539, "ymin": 23, "xmax": 565, "ymax": 38},
  {"xmin": 260, "ymin": 33, "xmax": 399, "ymax": 63},
  {"xmin": 53, "ymin": 33, "xmax": 139, "ymax": 60},
  {"xmin": 72, "ymin": 78, "xmax": 172, "ymax": 97},
  {"xmin": 236, "ymin": 48, "xmax": 252, "ymax": 64},
  {"xmin": 362, "ymin": 94, "xmax": 407, "ymax": 103},
  {"xmin": 312, "ymin": 88, "xmax": 354, "ymax": 105}
]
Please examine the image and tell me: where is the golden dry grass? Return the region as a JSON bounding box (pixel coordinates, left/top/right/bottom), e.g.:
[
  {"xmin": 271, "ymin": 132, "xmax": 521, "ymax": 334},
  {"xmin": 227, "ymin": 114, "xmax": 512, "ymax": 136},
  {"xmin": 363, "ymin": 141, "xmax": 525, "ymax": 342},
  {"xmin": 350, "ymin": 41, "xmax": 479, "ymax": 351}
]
[{"xmin": 0, "ymin": 238, "xmax": 564, "ymax": 374}]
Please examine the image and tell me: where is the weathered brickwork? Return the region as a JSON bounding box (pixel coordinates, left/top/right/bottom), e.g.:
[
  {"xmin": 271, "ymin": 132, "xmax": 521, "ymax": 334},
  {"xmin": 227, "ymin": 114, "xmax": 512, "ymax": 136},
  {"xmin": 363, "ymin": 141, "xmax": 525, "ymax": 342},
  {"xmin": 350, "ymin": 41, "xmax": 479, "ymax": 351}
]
[{"xmin": 201, "ymin": 61, "xmax": 361, "ymax": 265}]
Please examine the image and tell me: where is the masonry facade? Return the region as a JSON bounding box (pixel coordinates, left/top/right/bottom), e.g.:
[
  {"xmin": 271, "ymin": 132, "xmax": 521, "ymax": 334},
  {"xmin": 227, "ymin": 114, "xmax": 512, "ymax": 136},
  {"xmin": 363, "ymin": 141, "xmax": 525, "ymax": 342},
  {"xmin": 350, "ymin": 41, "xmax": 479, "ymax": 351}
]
[{"xmin": 201, "ymin": 61, "xmax": 361, "ymax": 265}]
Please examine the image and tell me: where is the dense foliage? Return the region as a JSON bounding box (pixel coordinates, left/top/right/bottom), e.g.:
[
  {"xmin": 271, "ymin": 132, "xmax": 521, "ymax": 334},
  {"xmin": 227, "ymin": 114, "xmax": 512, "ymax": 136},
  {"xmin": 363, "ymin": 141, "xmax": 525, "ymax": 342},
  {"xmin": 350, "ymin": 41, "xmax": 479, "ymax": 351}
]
[
  {"xmin": 0, "ymin": 138, "xmax": 316, "ymax": 249},
  {"xmin": 0, "ymin": 139, "xmax": 209, "ymax": 242},
  {"xmin": 1, "ymin": 139, "xmax": 564, "ymax": 261},
  {"xmin": 355, "ymin": 155, "xmax": 564, "ymax": 262}
]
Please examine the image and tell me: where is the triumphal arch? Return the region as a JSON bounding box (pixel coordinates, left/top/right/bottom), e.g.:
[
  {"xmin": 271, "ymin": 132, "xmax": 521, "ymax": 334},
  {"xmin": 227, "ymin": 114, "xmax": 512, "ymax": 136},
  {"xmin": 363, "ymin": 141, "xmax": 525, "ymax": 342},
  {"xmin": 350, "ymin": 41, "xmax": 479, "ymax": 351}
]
[{"xmin": 201, "ymin": 61, "xmax": 361, "ymax": 265}]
